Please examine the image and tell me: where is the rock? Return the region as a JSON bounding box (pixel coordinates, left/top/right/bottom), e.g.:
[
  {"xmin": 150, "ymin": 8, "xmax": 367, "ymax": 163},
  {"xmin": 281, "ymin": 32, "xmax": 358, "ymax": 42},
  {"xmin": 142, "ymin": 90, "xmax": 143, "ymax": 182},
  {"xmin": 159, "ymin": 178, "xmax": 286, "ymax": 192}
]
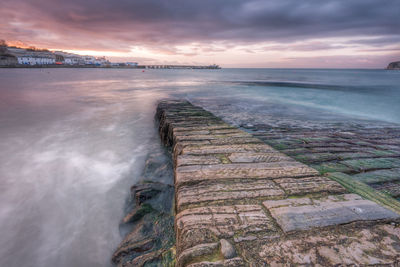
[
  {"xmin": 113, "ymin": 151, "xmax": 175, "ymax": 266},
  {"xmin": 129, "ymin": 181, "xmax": 174, "ymax": 214},
  {"xmin": 219, "ymin": 239, "xmax": 236, "ymax": 259},
  {"xmin": 135, "ymin": 187, "xmax": 161, "ymax": 205},
  {"xmin": 386, "ymin": 61, "xmax": 400, "ymax": 70},
  {"xmin": 118, "ymin": 250, "xmax": 163, "ymax": 267},
  {"xmin": 112, "ymin": 238, "xmax": 155, "ymax": 264},
  {"xmin": 122, "ymin": 203, "xmax": 154, "ymax": 224}
]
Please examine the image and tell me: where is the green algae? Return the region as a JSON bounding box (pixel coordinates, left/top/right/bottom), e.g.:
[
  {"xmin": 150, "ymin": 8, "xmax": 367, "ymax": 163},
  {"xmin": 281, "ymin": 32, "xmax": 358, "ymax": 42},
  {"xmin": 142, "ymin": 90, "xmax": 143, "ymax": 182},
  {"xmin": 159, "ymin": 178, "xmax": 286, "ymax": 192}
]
[
  {"xmin": 161, "ymin": 247, "xmax": 176, "ymax": 267},
  {"xmin": 312, "ymin": 162, "xmax": 355, "ymax": 174},
  {"xmin": 341, "ymin": 158, "xmax": 400, "ymax": 171},
  {"xmin": 294, "ymin": 153, "xmax": 339, "ymax": 163},
  {"xmin": 300, "ymin": 137, "xmax": 332, "ymax": 143},
  {"xmin": 369, "ymin": 150, "xmax": 398, "ymax": 157},
  {"xmin": 336, "ymin": 152, "xmax": 374, "ymax": 160},
  {"xmin": 217, "ymin": 154, "xmax": 231, "ymax": 164},
  {"xmin": 352, "ymin": 168, "xmax": 400, "ymax": 184}
]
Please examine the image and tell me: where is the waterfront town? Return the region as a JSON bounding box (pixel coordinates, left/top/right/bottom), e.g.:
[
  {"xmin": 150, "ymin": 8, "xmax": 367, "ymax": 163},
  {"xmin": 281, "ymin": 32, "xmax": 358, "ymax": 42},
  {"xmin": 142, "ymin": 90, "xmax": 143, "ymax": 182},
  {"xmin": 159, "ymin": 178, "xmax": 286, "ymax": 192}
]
[
  {"xmin": 0, "ymin": 41, "xmax": 221, "ymax": 69},
  {"xmin": 0, "ymin": 41, "xmax": 136, "ymax": 67}
]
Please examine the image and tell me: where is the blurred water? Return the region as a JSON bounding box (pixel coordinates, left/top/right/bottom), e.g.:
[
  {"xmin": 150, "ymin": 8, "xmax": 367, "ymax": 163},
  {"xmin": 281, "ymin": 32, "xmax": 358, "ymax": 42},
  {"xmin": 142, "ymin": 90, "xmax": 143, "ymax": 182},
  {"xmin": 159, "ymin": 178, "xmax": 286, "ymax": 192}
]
[{"xmin": 0, "ymin": 68, "xmax": 399, "ymax": 267}]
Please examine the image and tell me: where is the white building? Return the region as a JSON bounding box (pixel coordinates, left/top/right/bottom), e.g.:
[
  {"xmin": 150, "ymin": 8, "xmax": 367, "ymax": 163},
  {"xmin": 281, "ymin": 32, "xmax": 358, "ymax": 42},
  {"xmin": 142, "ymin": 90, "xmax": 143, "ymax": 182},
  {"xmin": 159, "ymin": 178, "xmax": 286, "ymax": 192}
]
[
  {"xmin": 64, "ymin": 56, "xmax": 83, "ymax": 65},
  {"xmin": 7, "ymin": 47, "xmax": 111, "ymax": 66},
  {"xmin": 8, "ymin": 47, "xmax": 56, "ymax": 65},
  {"xmin": 17, "ymin": 55, "xmax": 55, "ymax": 65},
  {"xmin": 94, "ymin": 56, "xmax": 109, "ymax": 66},
  {"xmin": 83, "ymin": 56, "xmax": 96, "ymax": 65}
]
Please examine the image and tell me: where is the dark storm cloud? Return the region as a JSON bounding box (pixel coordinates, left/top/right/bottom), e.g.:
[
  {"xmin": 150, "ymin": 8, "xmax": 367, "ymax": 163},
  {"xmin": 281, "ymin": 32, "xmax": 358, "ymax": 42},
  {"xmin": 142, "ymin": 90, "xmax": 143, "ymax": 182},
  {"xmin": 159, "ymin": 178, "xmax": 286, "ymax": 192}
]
[{"xmin": 1, "ymin": 0, "xmax": 399, "ymax": 51}]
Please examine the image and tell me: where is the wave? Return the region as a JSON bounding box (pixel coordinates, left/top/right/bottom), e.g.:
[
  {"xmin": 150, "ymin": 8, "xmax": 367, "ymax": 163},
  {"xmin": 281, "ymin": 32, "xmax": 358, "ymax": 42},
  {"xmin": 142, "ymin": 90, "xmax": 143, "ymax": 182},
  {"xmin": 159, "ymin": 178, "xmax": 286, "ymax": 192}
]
[{"xmin": 228, "ymin": 80, "xmax": 385, "ymax": 94}]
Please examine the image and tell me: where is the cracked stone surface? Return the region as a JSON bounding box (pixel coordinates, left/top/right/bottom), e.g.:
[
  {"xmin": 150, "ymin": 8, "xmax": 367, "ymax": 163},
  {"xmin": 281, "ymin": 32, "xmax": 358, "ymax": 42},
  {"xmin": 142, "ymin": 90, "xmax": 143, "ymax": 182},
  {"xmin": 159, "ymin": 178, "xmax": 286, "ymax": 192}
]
[
  {"xmin": 263, "ymin": 194, "xmax": 399, "ymax": 232},
  {"xmin": 156, "ymin": 100, "xmax": 400, "ymax": 266},
  {"xmin": 175, "ymin": 162, "xmax": 319, "ymax": 187},
  {"xmin": 176, "ymin": 179, "xmax": 285, "ymax": 211}
]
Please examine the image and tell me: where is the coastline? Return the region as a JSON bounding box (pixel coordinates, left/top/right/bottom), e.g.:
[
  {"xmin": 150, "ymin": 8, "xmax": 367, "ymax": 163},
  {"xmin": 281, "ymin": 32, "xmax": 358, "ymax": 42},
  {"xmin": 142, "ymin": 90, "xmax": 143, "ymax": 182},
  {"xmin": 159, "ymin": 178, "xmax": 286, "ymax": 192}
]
[{"xmin": 0, "ymin": 65, "xmax": 221, "ymax": 70}]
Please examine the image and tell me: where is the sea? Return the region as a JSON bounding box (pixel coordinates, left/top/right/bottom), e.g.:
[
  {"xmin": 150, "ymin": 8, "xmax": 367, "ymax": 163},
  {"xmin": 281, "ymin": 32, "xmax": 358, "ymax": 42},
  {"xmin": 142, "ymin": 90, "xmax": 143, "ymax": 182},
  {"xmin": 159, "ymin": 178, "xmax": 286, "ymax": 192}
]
[{"xmin": 0, "ymin": 68, "xmax": 399, "ymax": 267}]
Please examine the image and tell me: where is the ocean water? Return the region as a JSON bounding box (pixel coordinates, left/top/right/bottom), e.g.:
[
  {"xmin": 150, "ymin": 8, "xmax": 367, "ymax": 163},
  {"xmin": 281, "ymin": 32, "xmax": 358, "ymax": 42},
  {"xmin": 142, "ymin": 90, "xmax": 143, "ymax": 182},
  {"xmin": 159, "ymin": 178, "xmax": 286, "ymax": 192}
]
[{"xmin": 0, "ymin": 68, "xmax": 399, "ymax": 267}]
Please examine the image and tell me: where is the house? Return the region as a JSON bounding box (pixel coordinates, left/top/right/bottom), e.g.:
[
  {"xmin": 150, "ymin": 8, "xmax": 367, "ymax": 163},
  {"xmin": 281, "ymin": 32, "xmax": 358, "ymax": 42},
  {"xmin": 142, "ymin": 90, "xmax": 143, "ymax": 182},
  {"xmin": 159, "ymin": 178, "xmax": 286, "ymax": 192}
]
[
  {"xmin": 16, "ymin": 55, "xmax": 55, "ymax": 65},
  {"xmin": 64, "ymin": 56, "xmax": 84, "ymax": 65},
  {"xmin": 83, "ymin": 56, "xmax": 96, "ymax": 65},
  {"xmin": 0, "ymin": 47, "xmax": 18, "ymax": 66},
  {"xmin": 0, "ymin": 54, "xmax": 17, "ymax": 66}
]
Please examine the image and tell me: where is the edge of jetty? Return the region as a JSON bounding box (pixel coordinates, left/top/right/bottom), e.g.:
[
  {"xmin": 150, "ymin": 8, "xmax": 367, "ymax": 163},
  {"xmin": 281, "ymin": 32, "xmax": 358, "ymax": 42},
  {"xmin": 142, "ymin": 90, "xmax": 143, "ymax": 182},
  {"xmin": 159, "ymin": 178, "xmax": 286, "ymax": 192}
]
[{"xmin": 156, "ymin": 100, "xmax": 400, "ymax": 266}]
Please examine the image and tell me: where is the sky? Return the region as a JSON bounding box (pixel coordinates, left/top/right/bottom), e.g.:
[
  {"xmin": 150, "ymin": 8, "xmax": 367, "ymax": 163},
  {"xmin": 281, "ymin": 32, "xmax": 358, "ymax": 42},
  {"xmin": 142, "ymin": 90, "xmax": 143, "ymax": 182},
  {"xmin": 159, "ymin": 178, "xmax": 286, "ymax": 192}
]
[{"xmin": 1, "ymin": 0, "xmax": 399, "ymax": 68}]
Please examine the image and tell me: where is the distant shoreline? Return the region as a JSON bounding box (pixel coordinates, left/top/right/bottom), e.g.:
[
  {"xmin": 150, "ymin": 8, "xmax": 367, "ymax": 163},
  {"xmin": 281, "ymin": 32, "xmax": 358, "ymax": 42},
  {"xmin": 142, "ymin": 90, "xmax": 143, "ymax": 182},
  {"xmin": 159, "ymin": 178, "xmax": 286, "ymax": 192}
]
[{"xmin": 0, "ymin": 64, "xmax": 221, "ymax": 70}]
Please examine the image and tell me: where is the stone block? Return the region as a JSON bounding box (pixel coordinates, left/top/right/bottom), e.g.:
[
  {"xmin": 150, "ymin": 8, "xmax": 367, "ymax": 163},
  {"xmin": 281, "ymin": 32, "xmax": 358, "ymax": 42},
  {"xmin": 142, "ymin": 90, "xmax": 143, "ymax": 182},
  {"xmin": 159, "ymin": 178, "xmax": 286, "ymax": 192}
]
[
  {"xmin": 176, "ymin": 162, "xmax": 319, "ymax": 186},
  {"xmin": 274, "ymin": 176, "xmax": 346, "ymax": 195},
  {"xmin": 177, "ymin": 179, "xmax": 285, "ymax": 211},
  {"xmin": 176, "ymin": 205, "xmax": 277, "ymax": 242},
  {"xmin": 263, "ymin": 194, "xmax": 399, "ymax": 232},
  {"xmin": 228, "ymin": 152, "xmax": 294, "ymax": 163},
  {"xmin": 180, "ymin": 143, "xmax": 276, "ymax": 155},
  {"xmin": 177, "ymin": 154, "xmax": 222, "ymax": 166}
]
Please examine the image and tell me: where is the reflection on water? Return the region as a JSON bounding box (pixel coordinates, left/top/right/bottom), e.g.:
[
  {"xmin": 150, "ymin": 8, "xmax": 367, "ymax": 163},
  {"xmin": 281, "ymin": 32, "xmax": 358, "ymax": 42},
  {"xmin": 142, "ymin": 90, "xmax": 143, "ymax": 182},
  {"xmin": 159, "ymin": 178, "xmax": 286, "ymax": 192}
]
[{"xmin": 0, "ymin": 68, "xmax": 399, "ymax": 267}]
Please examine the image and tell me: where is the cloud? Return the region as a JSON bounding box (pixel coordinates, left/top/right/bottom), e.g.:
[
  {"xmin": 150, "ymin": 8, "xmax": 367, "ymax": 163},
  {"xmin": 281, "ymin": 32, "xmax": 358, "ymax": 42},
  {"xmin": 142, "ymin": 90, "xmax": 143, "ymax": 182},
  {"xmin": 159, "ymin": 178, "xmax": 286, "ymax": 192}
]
[{"xmin": 0, "ymin": 0, "xmax": 399, "ymax": 66}]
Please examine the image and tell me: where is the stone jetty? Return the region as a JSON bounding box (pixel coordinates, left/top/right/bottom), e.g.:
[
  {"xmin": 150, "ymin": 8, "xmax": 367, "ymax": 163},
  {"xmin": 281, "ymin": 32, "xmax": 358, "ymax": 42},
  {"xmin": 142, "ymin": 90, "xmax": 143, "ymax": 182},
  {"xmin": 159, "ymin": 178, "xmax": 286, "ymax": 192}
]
[{"xmin": 156, "ymin": 100, "xmax": 400, "ymax": 266}]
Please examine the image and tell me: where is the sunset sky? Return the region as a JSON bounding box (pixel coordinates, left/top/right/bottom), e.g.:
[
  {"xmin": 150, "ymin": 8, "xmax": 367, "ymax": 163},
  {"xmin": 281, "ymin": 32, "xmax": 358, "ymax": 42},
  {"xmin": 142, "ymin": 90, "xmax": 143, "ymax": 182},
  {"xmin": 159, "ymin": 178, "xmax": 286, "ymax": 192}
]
[{"xmin": 1, "ymin": 0, "xmax": 399, "ymax": 68}]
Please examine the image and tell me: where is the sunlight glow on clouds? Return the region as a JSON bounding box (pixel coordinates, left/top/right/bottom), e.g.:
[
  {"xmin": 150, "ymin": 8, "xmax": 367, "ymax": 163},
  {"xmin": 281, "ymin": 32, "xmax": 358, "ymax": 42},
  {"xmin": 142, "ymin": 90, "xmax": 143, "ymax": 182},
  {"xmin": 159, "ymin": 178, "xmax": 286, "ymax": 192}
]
[{"xmin": 1, "ymin": 0, "xmax": 399, "ymax": 67}]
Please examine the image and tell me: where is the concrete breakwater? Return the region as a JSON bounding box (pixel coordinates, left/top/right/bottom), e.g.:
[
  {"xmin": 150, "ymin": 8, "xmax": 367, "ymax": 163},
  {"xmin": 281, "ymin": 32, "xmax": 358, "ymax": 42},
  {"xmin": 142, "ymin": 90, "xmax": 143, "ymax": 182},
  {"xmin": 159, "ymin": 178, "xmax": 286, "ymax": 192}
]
[{"xmin": 155, "ymin": 100, "xmax": 400, "ymax": 266}]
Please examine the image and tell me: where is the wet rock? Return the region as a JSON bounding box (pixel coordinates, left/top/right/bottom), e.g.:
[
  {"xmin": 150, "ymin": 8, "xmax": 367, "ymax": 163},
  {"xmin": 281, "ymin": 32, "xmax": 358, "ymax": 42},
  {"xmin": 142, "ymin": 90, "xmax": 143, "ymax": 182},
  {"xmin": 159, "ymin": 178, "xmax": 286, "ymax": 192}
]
[
  {"xmin": 129, "ymin": 182, "xmax": 174, "ymax": 215},
  {"xmin": 113, "ymin": 238, "xmax": 155, "ymax": 262},
  {"xmin": 113, "ymin": 148, "xmax": 175, "ymax": 266},
  {"xmin": 122, "ymin": 203, "xmax": 154, "ymax": 224},
  {"xmin": 118, "ymin": 250, "xmax": 163, "ymax": 267},
  {"xmin": 131, "ymin": 182, "xmax": 164, "ymax": 205}
]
